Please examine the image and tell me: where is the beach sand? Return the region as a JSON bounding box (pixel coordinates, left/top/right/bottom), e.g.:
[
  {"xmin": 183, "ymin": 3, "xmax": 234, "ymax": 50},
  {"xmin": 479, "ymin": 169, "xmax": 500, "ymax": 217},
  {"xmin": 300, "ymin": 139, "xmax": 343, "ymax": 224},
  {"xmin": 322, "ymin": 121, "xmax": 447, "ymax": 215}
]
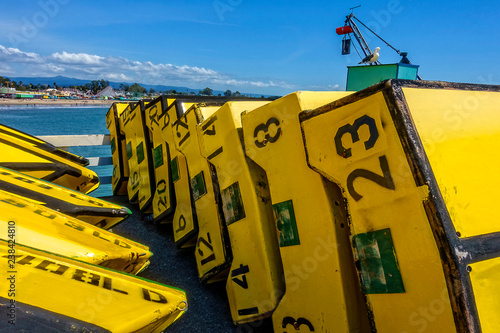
[{"xmin": 0, "ymin": 98, "xmax": 120, "ymax": 106}]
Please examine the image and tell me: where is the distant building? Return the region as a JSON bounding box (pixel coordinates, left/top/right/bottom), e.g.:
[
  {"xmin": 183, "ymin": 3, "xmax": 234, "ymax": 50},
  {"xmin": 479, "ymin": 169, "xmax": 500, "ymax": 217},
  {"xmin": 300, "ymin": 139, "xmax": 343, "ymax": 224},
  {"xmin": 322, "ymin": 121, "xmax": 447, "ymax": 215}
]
[
  {"xmin": 45, "ymin": 88, "xmax": 58, "ymax": 96},
  {"xmin": 63, "ymin": 88, "xmax": 85, "ymax": 98},
  {"xmin": 0, "ymin": 87, "xmax": 16, "ymax": 97},
  {"xmin": 95, "ymin": 86, "xmax": 117, "ymax": 99}
]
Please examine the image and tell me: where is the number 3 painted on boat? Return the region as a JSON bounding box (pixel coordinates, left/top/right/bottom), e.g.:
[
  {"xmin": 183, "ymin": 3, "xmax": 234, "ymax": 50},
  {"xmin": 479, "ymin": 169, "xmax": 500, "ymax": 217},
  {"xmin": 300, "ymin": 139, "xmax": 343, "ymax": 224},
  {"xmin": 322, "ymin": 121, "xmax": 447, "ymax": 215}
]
[
  {"xmin": 334, "ymin": 114, "xmax": 379, "ymax": 158},
  {"xmin": 335, "ymin": 115, "xmax": 395, "ymax": 201}
]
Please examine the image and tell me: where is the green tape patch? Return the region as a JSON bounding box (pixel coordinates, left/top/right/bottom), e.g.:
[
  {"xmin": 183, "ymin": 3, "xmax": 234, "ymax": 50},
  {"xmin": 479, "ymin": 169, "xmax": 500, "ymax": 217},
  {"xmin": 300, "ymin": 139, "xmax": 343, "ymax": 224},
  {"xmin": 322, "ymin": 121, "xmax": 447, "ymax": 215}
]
[
  {"xmin": 110, "ymin": 137, "xmax": 116, "ymax": 154},
  {"xmin": 273, "ymin": 200, "xmax": 300, "ymax": 247},
  {"xmin": 136, "ymin": 142, "xmax": 144, "ymax": 164},
  {"xmin": 190, "ymin": 171, "xmax": 207, "ymax": 201},
  {"xmin": 352, "ymin": 228, "xmax": 405, "ymax": 294},
  {"xmin": 126, "ymin": 141, "xmax": 132, "ymax": 160},
  {"xmin": 221, "ymin": 182, "xmax": 246, "ymax": 225},
  {"xmin": 153, "ymin": 144, "xmax": 164, "ymax": 169},
  {"xmin": 171, "ymin": 156, "xmax": 180, "ymax": 182}
]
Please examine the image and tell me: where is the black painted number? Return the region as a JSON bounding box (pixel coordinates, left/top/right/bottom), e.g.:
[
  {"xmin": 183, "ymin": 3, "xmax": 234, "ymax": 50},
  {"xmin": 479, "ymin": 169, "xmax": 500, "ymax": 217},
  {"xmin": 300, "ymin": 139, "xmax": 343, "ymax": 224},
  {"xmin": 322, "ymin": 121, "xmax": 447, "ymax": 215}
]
[
  {"xmin": 156, "ymin": 179, "xmax": 168, "ymax": 211},
  {"xmin": 334, "ymin": 114, "xmax": 395, "ymax": 201},
  {"xmin": 231, "ymin": 264, "xmax": 249, "ymax": 289},
  {"xmin": 254, "ymin": 117, "xmax": 281, "ymax": 148},
  {"xmin": 148, "ymin": 103, "xmax": 171, "ymax": 131},
  {"xmin": 335, "ymin": 114, "xmax": 379, "ymax": 158},
  {"xmin": 197, "ymin": 233, "xmax": 216, "ymax": 265},
  {"xmin": 202, "ymin": 116, "xmax": 217, "ymax": 136},
  {"xmin": 130, "ymin": 171, "xmax": 139, "ymax": 191},
  {"xmin": 175, "ymin": 116, "xmax": 190, "ymax": 146},
  {"xmin": 347, "ymin": 155, "xmax": 395, "ymax": 201},
  {"xmin": 176, "ymin": 214, "xmax": 186, "ymax": 233},
  {"xmin": 282, "ymin": 317, "xmax": 314, "ymax": 332},
  {"xmin": 148, "ymin": 105, "xmax": 160, "ymax": 129}
]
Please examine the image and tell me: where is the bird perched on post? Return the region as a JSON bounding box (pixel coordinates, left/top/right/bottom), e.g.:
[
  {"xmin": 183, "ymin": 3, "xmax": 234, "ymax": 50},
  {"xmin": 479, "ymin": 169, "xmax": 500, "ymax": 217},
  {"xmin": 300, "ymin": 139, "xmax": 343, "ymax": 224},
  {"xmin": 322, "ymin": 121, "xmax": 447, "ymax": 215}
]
[{"xmin": 359, "ymin": 47, "xmax": 380, "ymax": 64}]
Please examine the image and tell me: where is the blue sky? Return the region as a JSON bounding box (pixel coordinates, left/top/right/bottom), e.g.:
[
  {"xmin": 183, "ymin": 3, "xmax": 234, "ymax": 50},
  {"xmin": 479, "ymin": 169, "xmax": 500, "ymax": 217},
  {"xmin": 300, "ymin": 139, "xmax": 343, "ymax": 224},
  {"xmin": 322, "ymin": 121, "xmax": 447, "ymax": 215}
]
[{"xmin": 0, "ymin": 0, "xmax": 498, "ymax": 95}]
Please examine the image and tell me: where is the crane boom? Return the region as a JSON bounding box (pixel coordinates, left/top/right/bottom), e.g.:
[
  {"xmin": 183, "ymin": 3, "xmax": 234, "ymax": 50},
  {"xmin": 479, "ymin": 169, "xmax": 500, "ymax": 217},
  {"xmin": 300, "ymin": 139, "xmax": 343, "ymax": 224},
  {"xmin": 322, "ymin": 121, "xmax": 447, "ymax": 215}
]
[
  {"xmin": 336, "ymin": 9, "xmax": 422, "ymax": 79},
  {"xmin": 345, "ymin": 13, "xmax": 372, "ymax": 58}
]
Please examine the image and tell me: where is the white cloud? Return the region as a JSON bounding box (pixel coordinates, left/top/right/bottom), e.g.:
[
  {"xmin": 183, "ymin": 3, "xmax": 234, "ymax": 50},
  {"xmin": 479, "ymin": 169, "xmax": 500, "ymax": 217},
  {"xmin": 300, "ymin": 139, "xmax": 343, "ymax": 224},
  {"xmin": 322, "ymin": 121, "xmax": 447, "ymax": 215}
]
[
  {"xmin": 213, "ymin": 78, "xmax": 295, "ymax": 89},
  {"xmin": 105, "ymin": 73, "xmax": 132, "ymax": 81},
  {"xmin": 46, "ymin": 64, "xmax": 65, "ymax": 73},
  {"xmin": 51, "ymin": 51, "xmax": 103, "ymax": 65},
  {"xmin": 0, "ymin": 44, "xmax": 294, "ymax": 93},
  {"xmin": 0, "ymin": 45, "xmax": 42, "ymax": 63},
  {"xmin": 305, "ymin": 83, "xmax": 342, "ymax": 91}
]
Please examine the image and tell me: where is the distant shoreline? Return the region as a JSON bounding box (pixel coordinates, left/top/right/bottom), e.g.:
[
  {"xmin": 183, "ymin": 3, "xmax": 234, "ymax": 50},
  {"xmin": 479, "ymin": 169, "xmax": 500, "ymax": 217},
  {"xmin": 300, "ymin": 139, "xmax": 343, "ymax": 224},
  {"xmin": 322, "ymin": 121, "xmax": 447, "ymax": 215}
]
[{"xmin": 0, "ymin": 98, "xmax": 120, "ymax": 107}]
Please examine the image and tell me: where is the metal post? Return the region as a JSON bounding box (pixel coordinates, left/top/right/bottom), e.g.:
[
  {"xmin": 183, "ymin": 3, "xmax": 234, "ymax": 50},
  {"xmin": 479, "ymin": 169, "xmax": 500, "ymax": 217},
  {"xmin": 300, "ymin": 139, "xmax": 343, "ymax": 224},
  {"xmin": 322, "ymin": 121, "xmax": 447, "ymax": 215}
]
[{"xmin": 346, "ymin": 14, "xmax": 372, "ymax": 58}]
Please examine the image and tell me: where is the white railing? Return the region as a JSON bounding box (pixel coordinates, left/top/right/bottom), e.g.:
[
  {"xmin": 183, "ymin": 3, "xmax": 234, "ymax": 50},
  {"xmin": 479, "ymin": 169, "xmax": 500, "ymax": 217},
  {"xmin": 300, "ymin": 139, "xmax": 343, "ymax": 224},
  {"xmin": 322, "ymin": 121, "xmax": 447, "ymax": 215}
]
[{"xmin": 37, "ymin": 134, "xmax": 113, "ymax": 195}]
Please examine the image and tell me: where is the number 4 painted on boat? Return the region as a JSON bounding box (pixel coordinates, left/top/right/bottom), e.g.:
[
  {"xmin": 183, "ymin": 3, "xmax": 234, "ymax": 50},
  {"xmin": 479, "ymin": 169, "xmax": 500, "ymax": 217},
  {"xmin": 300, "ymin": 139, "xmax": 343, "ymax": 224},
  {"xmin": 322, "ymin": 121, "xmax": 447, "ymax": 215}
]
[{"xmin": 231, "ymin": 264, "xmax": 249, "ymax": 289}]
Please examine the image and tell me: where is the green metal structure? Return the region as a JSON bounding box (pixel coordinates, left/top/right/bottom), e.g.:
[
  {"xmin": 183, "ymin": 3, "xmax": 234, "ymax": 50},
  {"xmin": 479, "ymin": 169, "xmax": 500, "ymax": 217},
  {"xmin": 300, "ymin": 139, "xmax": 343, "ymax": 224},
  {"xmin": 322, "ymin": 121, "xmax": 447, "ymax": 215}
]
[{"xmin": 346, "ymin": 63, "xmax": 419, "ymax": 91}]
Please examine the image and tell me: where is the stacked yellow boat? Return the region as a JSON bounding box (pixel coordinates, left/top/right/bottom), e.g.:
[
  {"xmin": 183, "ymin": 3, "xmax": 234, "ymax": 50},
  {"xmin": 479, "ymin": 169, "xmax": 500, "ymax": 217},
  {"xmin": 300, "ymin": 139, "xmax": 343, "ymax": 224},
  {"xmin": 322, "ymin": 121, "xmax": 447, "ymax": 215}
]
[
  {"xmin": 108, "ymin": 80, "xmax": 500, "ymax": 332},
  {"xmin": 0, "ymin": 126, "xmax": 187, "ymax": 332}
]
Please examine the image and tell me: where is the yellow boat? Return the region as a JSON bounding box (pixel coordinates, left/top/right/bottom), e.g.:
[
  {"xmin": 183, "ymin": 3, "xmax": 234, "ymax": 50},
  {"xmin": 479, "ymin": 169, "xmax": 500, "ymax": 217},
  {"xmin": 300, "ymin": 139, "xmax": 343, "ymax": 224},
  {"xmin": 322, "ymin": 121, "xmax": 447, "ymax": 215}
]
[
  {"xmin": 143, "ymin": 96, "xmax": 176, "ymax": 223},
  {"xmin": 0, "ymin": 124, "xmax": 99, "ymax": 194},
  {"xmin": 106, "ymin": 102, "xmax": 135, "ymax": 195},
  {"xmin": 120, "ymin": 101, "xmax": 156, "ymax": 210},
  {"xmin": 99, "ymin": 86, "xmax": 500, "ymax": 331},
  {"xmin": 161, "ymin": 99, "xmax": 200, "ymax": 247},
  {"xmin": 174, "ymin": 103, "xmax": 233, "ymax": 283},
  {"xmin": 0, "ymin": 189, "xmax": 151, "ymax": 274},
  {"xmin": 241, "ymin": 92, "xmax": 369, "ymax": 331},
  {"xmin": 0, "ymin": 240, "xmax": 187, "ymax": 332},
  {"xmin": 198, "ymin": 101, "xmax": 286, "ymax": 324},
  {"xmin": 0, "ymin": 165, "xmax": 131, "ymax": 229},
  {"xmin": 300, "ymin": 79, "xmax": 500, "ymax": 332}
]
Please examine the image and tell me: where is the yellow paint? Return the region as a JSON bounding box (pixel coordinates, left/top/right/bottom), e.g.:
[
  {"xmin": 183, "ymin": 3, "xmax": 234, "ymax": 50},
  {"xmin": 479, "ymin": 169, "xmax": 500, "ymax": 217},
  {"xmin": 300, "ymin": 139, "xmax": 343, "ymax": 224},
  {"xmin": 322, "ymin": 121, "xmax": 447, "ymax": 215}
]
[
  {"xmin": 0, "ymin": 165, "xmax": 130, "ymax": 229},
  {"xmin": 470, "ymin": 257, "xmax": 500, "ymax": 332},
  {"xmin": 0, "ymin": 240, "xmax": 186, "ymax": 332},
  {"xmin": 144, "ymin": 97, "xmax": 175, "ymax": 223},
  {"xmin": 402, "ymin": 88, "xmax": 500, "ymax": 238},
  {"xmin": 198, "ymin": 101, "xmax": 285, "ymax": 323},
  {"xmin": 106, "ymin": 102, "xmax": 131, "ymax": 195},
  {"xmin": 241, "ymin": 92, "xmax": 371, "ymax": 332},
  {"xmin": 155, "ymin": 100, "xmax": 198, "ymax": 244},
  {"xmin": 172, "ymin": 153, "xmax": 197, "ymax": 246},
  {"xmin": 119, "ymin": 103, "xmax": 139, "ymax": 203},
  {"xmin": 117, "ymin": 103, "xmax": 132, "ymax": 182},
  {"xmin": 0, "ymin": 124, "xmax": 99, "ymax": 194},
  {"xmin": 120, "ymin": 102, "xmax": 154, "ymax": 211},
  {"xmin": 301, "ymin": 91, "xmax": 456, "ymax": 332},
  {"xmin": 174, "ymin": 104, "xmax": 231, "ymax": 282},
  {"xmin": 0, "ymin": 190, "xmax": 150, "ymax": 274}
]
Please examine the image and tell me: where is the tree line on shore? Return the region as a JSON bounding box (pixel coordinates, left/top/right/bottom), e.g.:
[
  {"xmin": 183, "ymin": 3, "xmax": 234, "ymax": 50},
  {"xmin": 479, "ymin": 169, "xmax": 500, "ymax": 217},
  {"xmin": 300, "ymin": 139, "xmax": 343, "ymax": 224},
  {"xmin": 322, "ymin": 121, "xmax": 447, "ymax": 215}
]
[{"xmin": 0, "ymin": 76, "xmax": 276, "ymax": 99}]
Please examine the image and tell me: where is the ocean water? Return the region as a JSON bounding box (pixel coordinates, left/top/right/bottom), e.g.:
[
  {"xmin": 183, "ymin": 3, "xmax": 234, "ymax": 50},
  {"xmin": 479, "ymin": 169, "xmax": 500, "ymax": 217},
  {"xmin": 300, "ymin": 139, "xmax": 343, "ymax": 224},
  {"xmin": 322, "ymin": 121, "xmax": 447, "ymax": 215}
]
[
  {"xmin": 0, "ymin": 105, "xmax": 109, "ymax": 135},
  {"xmin": 0, "ymin": 105, "xmax": 113, "ymax": 197}
]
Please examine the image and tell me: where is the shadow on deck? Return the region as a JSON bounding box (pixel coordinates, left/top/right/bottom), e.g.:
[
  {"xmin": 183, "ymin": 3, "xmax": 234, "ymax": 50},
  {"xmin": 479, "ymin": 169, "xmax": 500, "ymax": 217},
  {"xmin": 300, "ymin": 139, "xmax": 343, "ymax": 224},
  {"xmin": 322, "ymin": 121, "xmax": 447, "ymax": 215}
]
[{"xmin": 102, "ymin": 196, "xmax": 273, "ymax": 333}]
